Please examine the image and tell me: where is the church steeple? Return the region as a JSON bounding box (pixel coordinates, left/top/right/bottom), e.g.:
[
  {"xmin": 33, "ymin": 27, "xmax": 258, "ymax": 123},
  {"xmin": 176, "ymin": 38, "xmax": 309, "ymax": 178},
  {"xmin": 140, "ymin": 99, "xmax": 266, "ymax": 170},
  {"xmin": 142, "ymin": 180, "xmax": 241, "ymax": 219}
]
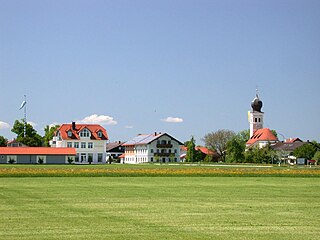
[
  {"xmin": 251, "ymin": 91, "xmax": 263, "ymax": 112},
  {"xmin": 249, "ymin": 91, "xmax": 264, "ymax": 137}
]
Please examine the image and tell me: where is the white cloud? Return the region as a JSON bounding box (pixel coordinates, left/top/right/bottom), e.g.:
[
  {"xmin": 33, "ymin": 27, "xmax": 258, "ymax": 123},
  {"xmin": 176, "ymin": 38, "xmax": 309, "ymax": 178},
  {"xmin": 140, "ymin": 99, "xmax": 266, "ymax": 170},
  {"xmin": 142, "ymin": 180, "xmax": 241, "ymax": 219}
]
[
  {"xmin": 0, "ymin": 121, "xmax": 10, "ymax": 129},
  {"xmin": 49, "ymin": 122, "xmax": 61, "ymax": 128},
  {"xmin": 161, "ymin": 117, "xmax": 184, "ymax": 123},
  {"xmin": 125, "ymin": 125, "xmax": 133, "ymax": 129},
  {"xmin": 78, "ymin": 114, "xmax": 117, "ymax": 125}
]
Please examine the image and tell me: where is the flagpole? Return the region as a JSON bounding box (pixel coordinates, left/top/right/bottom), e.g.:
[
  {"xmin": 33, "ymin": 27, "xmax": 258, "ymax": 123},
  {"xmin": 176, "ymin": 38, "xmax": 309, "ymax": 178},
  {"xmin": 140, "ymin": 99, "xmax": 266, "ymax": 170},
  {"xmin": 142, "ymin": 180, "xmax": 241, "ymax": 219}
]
[{"xmin": 24, "ymin": 95, "xmax": 27, "ymax": 138}]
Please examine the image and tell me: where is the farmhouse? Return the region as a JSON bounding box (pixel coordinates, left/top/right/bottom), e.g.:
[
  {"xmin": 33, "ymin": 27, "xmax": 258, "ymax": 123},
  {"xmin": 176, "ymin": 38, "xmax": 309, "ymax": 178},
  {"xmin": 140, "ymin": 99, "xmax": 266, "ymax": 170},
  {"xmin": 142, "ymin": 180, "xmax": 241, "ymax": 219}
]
[
  {"xmin": 50, "ymin": 122, "xmax": 108, "ymax": 164},
  {"xmin": 106, "ymin": 141, "xmax": 125, "ymax": 162},
  {"xmin": 0, "ymin": 147, "xmax": 76, "ymax": 164},
  {"xmin": 123, "ymin": 132, "xmax": 183, "ymax": 164}
]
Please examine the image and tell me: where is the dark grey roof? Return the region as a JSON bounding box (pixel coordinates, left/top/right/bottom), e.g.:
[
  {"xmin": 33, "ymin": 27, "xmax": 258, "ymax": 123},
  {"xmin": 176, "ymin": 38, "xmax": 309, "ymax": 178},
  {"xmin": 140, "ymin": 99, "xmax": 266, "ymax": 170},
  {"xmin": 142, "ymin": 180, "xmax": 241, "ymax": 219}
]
[
  {"xmin": 106, "ymin": 142, "xmax": 124, "ymax": 151},
  {"xmin": 272, "ymin": 141, "xmax": 306, "ymax": 152}
]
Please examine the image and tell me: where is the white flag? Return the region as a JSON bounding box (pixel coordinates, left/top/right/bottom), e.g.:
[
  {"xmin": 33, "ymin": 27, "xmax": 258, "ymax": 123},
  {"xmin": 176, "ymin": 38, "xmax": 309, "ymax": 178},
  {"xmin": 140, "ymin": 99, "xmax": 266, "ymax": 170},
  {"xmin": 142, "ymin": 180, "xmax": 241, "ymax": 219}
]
[{"xmin": 19, "ymin": 100, "xmax": 26, "ymax": 110}]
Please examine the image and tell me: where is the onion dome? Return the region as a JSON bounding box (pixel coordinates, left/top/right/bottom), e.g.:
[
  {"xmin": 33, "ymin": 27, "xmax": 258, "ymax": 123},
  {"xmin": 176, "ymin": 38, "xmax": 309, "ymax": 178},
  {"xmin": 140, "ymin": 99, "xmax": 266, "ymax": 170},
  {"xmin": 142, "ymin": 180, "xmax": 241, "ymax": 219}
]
[{"xmin": 251, "ymin": 94, "xmax": 263, "ymax": 112}]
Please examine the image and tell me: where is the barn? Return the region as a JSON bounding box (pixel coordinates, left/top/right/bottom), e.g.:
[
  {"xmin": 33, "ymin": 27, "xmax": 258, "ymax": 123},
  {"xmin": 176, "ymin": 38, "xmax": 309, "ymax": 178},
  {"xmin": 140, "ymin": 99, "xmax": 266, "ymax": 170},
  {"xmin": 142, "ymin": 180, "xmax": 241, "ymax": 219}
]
[{"xmin": 0, "ymin": 147, "xmax": 76, "ymax": 164}]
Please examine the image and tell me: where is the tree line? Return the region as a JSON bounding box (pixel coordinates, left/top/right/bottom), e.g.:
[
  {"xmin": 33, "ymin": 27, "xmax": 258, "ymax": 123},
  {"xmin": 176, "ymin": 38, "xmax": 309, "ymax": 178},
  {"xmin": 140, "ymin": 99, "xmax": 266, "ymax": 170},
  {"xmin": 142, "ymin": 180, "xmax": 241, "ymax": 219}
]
[
  {"xmin": 0, "ymin": 120, "xmax": 59, "ymax": 147},
  {"xmin": 185, "ymin": 129, "xmax": 320, "ymax": 163}
]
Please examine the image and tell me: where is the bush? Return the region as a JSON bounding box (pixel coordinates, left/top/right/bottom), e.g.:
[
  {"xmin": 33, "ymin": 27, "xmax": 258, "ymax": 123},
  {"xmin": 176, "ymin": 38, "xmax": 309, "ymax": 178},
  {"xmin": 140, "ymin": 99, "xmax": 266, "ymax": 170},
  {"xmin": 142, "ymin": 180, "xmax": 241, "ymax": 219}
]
[
  {"xmin": 67, "ymin": 157, "xmax": 74, "ymax": 164},
  {"xmin": 313, "ymin": 151, "xmax": 320, "ymax": 161},
  {"xmin": 38, "ymin": 158, "xmax": 44, "ymax": 164},
  {"xmin": 8, "ymin": 158, "xmax": 15, "ymax": 164}
]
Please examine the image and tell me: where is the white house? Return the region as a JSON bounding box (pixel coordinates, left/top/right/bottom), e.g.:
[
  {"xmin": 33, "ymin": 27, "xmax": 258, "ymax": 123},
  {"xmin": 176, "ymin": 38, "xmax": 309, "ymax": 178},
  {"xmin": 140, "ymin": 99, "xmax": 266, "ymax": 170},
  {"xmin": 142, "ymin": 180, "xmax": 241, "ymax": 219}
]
[
  {"xmin": 123, "ymin": 132, "xmax": 183, "ymax": 164},
  {"xmin": 50, "ymin": 122, "xmax": 108, "ymax": 164}
]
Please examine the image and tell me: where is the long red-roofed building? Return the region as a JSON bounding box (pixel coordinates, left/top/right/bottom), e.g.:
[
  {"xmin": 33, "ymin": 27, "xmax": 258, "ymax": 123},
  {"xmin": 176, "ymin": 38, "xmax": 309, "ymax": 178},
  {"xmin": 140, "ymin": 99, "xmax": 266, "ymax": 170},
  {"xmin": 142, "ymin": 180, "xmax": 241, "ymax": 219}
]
[{"xmin": 0, "ymin": 147, "xmax": 76, "ymax": 164}]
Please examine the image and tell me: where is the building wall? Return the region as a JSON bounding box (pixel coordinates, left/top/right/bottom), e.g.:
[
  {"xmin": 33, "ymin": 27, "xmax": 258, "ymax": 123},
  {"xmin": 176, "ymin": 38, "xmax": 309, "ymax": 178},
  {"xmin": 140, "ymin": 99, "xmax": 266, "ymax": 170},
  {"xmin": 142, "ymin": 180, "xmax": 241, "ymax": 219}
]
[
  {"xmin": 124, "ymin": 135, "xmax": 181, "ymax": 164},
  {"xmin": 52, "ymin": 138, "xmax": 107, "ymax": 164},
  {"xmin": 249, "ymin": 111, "xmax": 264, "ymax": 137},
  {"xmin": 0, "ymin": 155, "xmax": 75, "ymax": 164}
]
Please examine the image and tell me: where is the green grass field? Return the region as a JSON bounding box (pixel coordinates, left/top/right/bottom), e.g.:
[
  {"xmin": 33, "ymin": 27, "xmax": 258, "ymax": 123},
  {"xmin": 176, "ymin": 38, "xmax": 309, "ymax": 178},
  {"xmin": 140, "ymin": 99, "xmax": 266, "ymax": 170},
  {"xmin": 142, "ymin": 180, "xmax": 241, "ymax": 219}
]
[{"xmin": 1, "ymin": 176, "xmax": 319, "ymax": 239}]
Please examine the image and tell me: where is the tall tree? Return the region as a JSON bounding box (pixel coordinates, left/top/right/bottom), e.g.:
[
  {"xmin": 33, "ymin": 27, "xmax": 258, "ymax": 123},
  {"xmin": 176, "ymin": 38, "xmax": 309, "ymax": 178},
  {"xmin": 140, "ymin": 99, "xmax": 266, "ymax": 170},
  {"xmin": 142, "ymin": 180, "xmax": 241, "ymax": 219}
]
[
  {"xmin": 202, "ymin": 129, "xmax": 235, "ymax": 161},
  {"xmin": 185, "ymin": 136, "xmax": 196, "ymax": 162},
  {"xmin": 11, "ymin": 120, "xmax": 43, "ymax": 147},
  {"xmin": 0, "ymin": 136, "xmax": 8, "ymax": 146},
  {"xmin": 293, "ymin": 142, "xmax": 318, "ymax": 160},
  {"xmin": 226, "ymin": 130, "xmax": 250, "ymax": 163},
  {"xmin": 43, "ymin": 124, "xmax": 60, "ymax": 147}
]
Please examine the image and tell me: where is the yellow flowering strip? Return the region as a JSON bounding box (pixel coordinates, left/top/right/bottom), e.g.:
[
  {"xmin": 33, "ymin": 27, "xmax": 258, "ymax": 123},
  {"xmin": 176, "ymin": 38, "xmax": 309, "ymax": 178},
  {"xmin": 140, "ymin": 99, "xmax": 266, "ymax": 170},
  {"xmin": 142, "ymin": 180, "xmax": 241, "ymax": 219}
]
[{"xmin": 0, "ymin": 166, "xmax": 319, "ymax": 177}]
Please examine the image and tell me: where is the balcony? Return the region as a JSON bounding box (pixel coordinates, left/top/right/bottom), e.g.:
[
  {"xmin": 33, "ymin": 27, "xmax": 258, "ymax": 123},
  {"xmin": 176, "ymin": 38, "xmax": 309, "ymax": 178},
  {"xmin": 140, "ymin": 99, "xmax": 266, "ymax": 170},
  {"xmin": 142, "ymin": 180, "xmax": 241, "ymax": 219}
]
[
  {"xmin": 154, "ymin": 152, "xmax": 172, "ymax": 157},
  {"xmin": 156, "ymin": 144, "xmax": 173, "ymax": 148}
]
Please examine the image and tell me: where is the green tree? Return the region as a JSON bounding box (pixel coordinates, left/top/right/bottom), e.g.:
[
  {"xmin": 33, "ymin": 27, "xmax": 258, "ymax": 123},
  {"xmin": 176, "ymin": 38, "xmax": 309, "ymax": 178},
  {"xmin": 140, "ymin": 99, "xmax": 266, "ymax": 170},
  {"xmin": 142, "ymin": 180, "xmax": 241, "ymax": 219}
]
[
  {"xmin": 202, "ymin": 129, "xmax": 236, "ymax": 162},
  {"xmin": 293, "ymin": 142, "xmax": 317, "ymax": 160},
  {"xmin": 245, "ymin": 145, "xmax": 275, "ymax": 164},
  {"xmin": 11, "ymin": 120, "xmax": 43, "ymax": 147},
  {"xmin": 185, "ymin": 136, "xmax": 196, "ymax": 162},
  {"xmin": 0, "ymin": 136, "xmax": 7, "ymax": 146},
  {"xmin": 43, "ymin": 124, "xmax": 60, "ymax": 146},
  {"xmin": 226, "ymin": 130, "xmax": 250, "ymax": 163},
  {"xmin": 313, "ymin": 151, "xmax": 320, "ymax": 161}
]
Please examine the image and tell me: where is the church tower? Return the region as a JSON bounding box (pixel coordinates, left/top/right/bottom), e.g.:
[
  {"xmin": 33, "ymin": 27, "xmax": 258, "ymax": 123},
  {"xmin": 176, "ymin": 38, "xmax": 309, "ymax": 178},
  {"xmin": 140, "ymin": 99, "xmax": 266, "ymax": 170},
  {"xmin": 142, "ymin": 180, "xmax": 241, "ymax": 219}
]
[{"xmin": 249, "ymin": 91, "xmax": 264, "ymax": 138}]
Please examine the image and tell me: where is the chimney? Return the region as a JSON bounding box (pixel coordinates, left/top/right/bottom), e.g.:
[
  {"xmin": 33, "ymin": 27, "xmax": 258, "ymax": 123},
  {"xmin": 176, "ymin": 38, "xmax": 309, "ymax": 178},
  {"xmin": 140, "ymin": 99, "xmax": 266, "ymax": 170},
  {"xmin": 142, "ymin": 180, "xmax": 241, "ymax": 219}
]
[{"xmin": 72, "ymin": 122, "xmax": 76, "ymax": 130}]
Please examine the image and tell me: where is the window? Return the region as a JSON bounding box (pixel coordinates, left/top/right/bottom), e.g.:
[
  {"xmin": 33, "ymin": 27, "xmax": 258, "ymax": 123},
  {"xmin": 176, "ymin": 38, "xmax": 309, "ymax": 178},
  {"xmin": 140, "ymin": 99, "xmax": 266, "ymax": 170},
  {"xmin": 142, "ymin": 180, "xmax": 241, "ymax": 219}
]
[
  {"xmin": 151, "ymin": 149, "xmax": 154, "ymax": 153},
  {"xmin": 168, "ymin": 149, "xmax": 172, "ymax": 153},
  {"xmin": 74, "ymin": 142, "xmax": 79, "ymax": 148},
  {"xmin": 67, "ymin": 131, "xmax": 72, "ymax": 137},
  {"xmin": 67, "ymin": 142, "xmax": 72, "ymax": 148},
  {"xmin": 98, "ymin": 153, "xmax": 103, "ymax": 162},
  {"xmin": 81, "ymin": 142, "xmax": 86, "ymax": 148},
  {"xmin": 174, "ymin": 149, "xmax": 177, "ymax": 153},
  {"xmin": 168, "ymin": 140, "xmax": 171, "ymax": 144},
  {"xmin": 88, "ymin": 142, "xmax": 93, "ymax": 148},
  {"xmin": 80, "ymin": 128, "xmax": 90, "ymax": 138},
  {"xmin": 81, "ymin": 153, "xmax": 86, "ymax": 162},
  {"xmin": 75, "ymin": 154, "xmax": 79, "ymax": 162},
  {"xmin": 151, "ymin": 157, "xmax": 153, "ymax": 162},
  {"xmin": 97, "ymin": 131, "xmax": 102, "ymax": 138},
  {"xmin": 255, "ymin": 118, "xmax": 257, "ymax": 122}
]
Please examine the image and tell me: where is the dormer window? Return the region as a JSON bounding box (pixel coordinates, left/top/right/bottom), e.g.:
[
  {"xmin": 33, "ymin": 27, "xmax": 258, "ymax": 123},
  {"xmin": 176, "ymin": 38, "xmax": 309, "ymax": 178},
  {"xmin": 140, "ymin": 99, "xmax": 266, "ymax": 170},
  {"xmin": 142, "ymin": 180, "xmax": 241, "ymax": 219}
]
[
  {"xmin": 67, "ymin": 131, "xmax": 72, "ymax": 138},
  {"xmin": 97, "ymin": 131, "xmax": 103, "ymax": 138},
  {"xmin": 56, "ymin": 131, "xmax": 62, "ymax": 141},
  {"xmin": 80, "ymin": 128, "xmax": 90, "ymax": 138}
]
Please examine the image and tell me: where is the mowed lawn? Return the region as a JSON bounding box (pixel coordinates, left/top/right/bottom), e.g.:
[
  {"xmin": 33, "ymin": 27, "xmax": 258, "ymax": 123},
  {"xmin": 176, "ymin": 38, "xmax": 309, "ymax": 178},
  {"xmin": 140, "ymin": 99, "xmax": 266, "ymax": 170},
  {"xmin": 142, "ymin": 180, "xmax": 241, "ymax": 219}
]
[{"xmin": 0, "ymin": 177, "xmax": 319, "ymax": 240}]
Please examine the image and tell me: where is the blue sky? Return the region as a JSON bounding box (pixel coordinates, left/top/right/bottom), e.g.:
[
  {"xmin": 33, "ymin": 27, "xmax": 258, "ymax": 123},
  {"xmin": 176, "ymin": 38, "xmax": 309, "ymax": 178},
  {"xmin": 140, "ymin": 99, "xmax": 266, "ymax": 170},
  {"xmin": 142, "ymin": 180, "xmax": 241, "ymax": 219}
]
[{"xmin": 1, "ymin": 0, "xmax": 319, "ymax": 144}]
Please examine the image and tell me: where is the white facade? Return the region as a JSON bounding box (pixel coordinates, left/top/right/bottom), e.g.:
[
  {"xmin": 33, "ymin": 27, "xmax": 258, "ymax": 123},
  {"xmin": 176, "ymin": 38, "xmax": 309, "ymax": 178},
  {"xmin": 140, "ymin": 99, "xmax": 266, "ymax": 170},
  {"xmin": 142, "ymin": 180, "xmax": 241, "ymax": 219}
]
[
  {"xmin": 249, "ymin": 111, "xmax": 264, "ymax": 138},
  {"xmin": 50, "ymin": 125, "xmax": 108, "ymax": 164},
  {"xmin": 124, "ymin": 134, "xmax": 182, "ymax": 164}
]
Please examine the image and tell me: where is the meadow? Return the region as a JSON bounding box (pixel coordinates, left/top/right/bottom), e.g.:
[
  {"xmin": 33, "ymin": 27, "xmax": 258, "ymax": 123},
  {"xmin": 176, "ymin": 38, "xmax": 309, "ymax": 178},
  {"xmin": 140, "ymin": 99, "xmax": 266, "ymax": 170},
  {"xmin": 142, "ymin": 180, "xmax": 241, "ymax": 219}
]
[
  {"xmin": 0, "ymin": 163, "xmax": 319, "ymax": 177},
  {"xmin": 0, "ymin": 165, "xmax": 319, "ymax": 239}
]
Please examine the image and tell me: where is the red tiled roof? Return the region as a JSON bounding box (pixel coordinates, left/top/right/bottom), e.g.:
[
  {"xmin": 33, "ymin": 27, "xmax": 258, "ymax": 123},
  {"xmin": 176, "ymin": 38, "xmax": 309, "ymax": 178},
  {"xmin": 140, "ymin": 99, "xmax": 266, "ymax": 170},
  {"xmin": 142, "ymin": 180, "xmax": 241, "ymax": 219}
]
[
  {"xmin": 180, "ymin": 146, "xmax": 216, "ymax": 155},
  {"xmin": 196, "ymin": 147, "xmax": 215, "ymax": 155},
  {"xmin": 0, "ymin": 147, "xmax": 76, "ymax": 155},
  {"xmin": 118, "ymin": 154, "xmax": 125, "ymax": 158},
  {"xmin": 180, "ymin": 146, "xmax": 188, "ymax": 152},
  {"xmin": 246, "ymin": 128, "xmax": 278, "ymax": 145},
  {"xmin": 56, "ymin": 124, "xmax": 108, "ymax": 140}
]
